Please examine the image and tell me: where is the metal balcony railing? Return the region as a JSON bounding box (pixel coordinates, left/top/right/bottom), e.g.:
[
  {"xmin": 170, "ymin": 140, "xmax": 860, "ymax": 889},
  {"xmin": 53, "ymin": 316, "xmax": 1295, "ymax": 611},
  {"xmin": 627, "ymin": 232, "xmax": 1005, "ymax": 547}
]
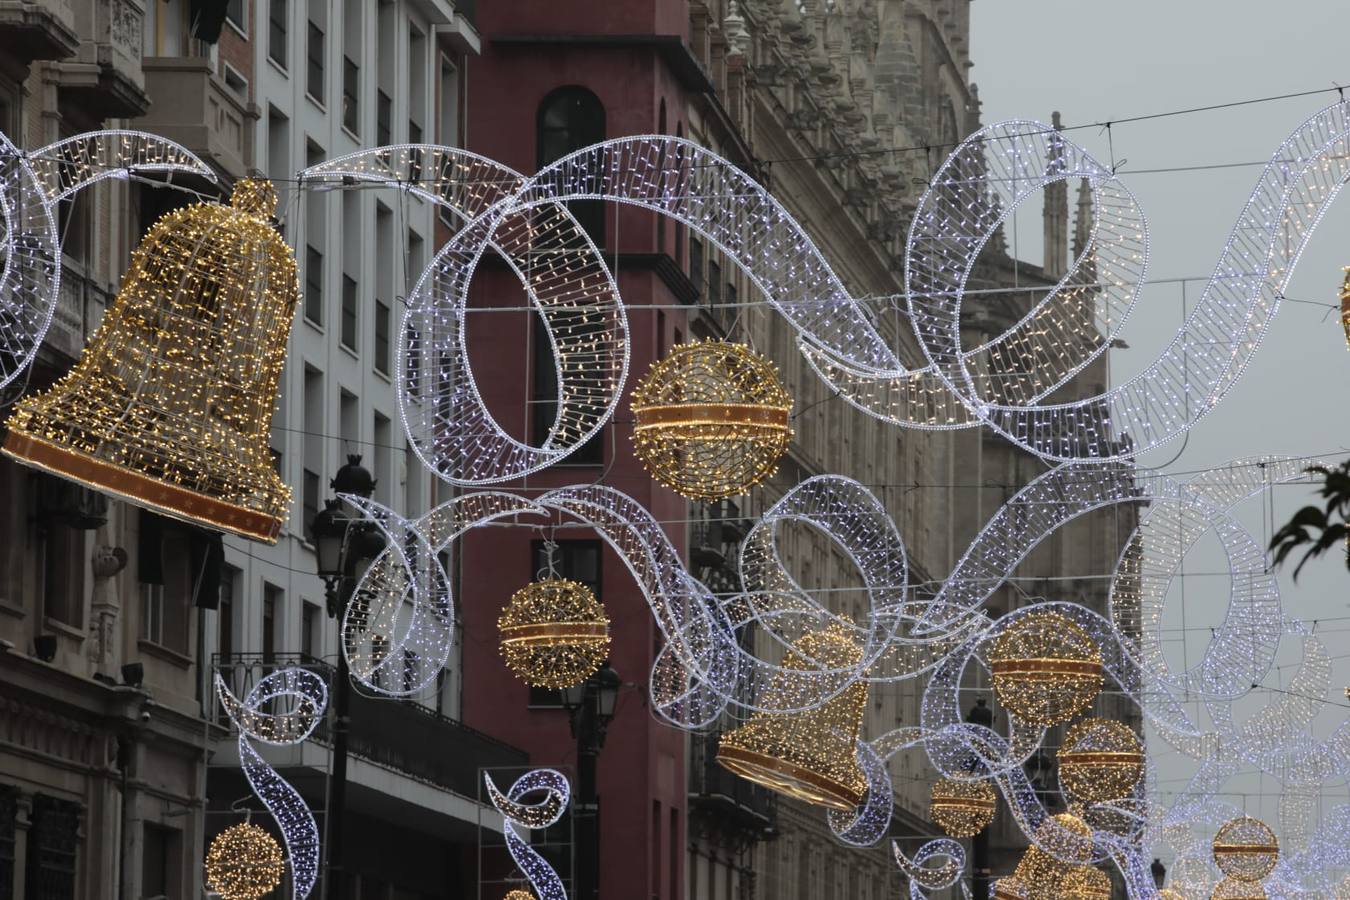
[
  {"xmin": 214, "ymin": 653, "xmax": 528, "ymax": 798},
  {"xmin": 687, "ymin": 730, "xmax": 776, "ymax": 838}
]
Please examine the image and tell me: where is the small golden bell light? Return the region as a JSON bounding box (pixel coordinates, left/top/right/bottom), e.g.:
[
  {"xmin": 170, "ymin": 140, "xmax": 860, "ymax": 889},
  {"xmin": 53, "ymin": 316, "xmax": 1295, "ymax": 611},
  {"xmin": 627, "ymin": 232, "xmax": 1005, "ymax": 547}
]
[
  {"xmin": 3, "ymin": 178, "xmax": 298, "ymax": 542},
  {"xmin": 929, "ymin": 777, "xmax": 997, "ymax": 837},
  {"xmin": 987, "ymin": 611, "xmax": 1103, "ymax": 726},
  {"xmin": 716, "ymin": 622, "xmax": 867, "ymax": 811},
  {"xmin": 631, "ymin": 340, "xmax": 792, "ymax": 500},
  {"xmin": 1060, "ymin": 865, "xmax": 1112, "ymax": 900},
  {"xmin": 497, "ymin": 578, "xmax": 611, "ymax": 689}
]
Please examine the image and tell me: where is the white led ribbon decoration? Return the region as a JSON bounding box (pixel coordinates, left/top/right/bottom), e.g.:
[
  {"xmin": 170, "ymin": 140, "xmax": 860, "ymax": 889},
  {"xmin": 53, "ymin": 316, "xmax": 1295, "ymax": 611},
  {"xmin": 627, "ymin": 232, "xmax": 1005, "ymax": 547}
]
[
  {"xmin": 485, "ymin": 768, "xmax": 571, "ymax": 900},
  {"xmin": 895, "ymin": 838, "xmax": 968, "ymax": 900},
  {"xmin": 297, "ymin": 145, "xmax": 628, "ymax": 486},
  {"xmin": 0, "ymin": 129, "xmax": 212, "ymax": 391},
  {"xmin": 215, "ymin": 666, "xmax": 328, "ymax": 900},
  {"xmin": 906, "ymin": 101, "xmax": 1350, "ymax": 461}
]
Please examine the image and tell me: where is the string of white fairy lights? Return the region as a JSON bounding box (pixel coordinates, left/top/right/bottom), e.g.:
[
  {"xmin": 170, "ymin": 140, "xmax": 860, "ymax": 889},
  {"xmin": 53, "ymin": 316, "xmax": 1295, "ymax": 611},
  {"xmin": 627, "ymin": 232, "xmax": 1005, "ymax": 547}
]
[
  {"xmin": 215, "ymin": 667, "xmax": 329, "ymax": 900},
  {"xmin": 0, "ymin": 129, "xmax": 211, "ymax": 391}
]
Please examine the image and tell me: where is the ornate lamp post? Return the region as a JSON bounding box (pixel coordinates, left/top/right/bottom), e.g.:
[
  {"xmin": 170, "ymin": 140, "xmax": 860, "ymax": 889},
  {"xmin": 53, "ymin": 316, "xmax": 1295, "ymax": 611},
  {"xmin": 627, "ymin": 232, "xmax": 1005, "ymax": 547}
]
[
  {"xmin": 560, "ymin": 662, "xmax": 621, "ymax": 900},
  {"xmin": 310, "ymin": 455, "xmax": 383, "ymax": 900}
]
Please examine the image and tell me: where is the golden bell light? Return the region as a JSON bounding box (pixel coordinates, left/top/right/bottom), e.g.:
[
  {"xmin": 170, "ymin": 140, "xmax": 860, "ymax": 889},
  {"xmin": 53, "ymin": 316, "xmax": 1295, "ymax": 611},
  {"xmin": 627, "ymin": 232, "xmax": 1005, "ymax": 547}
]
[
  {"xmin": 992, "ymin": 876, "xmax": 1029, "ymax": 900},
  {"xmin": 716, "ymin": 621, "xmax": 868, "ymax": 811},
  {"xmin": 3, "ymin": 179, "xmax": 297, "ymax": 542},
  {"xmin": 1060, "ymin": 865, "xmax": 1111, "ymax": 900}
]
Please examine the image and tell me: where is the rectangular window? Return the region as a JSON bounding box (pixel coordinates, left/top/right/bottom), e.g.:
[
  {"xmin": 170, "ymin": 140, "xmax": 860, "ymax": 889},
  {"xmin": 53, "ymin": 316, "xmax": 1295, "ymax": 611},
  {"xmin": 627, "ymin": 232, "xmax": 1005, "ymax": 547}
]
[
  {"xmin": 438, "ymin": 59, "xmax": 459, "ymax": 147},
  {"xmin": 141, "ymin": 824, "xmax": 176, "ymax": 900},
  {"xmin": 342, "ymin": 57, "xmax": 359, "ymax": 135},
  {"xmin": 376, "ymin": 90, "xmax": 392, "ymax": 146},
  {"xmin": 302, "ymin": 601, "xmax": 321, "ymax": 660},
  {"xmin": 140, "ymin": 583, "xmax": 164, "ymax": 647},
  {"xmin": 0, "ymin": 786, "xmax": 15, "ymax": 900},
  {"xmin": 374, "ymin": 301, "xmax": 390, "ymax": 375},
  {"xmin": 262, "ymin": 584, "xmax": 281, "ymax": 664},
  {"xmin": 268, "ymin": 0, "xmax": 287, "ymax": 69},
  {"xmin": 303, "ymin": 469, "xmax": 320, "ymax": 544},
  {"xmin": 707, "ymin": 259, "xmax": 722, "ymax": 307},
  {"xmin": 341, "ymin": 275, "xmax": 358, "ymax": 351},
  {"xmin": 218, "ymin": 566, "xmax": 238, "ymax": 663},
  {"xmin": 527, "ymin": 540, "xmax": 601, "ymax": 706},
  {"xmin": 373, "ymin": 414, "xmax": 390, "ymax": 507},
  {"xmin": 339, "ymin": 390, "xmax": 359, "ymax": 453},
  {"xmin": 225, "ymin": 0, "xmax": 246, "ymax": 32},
  {"xmin": 689, "ymin": 237, "xmax": 705, "ymax": 299},
  {"xmin": 42, "ymin": 520, "xmax": 84, "ymax": 629},
  {"xmin": 306, "ymin": 19, "xmax": 324, "ymax": 102},
  {"xmin": 302, "ymin": 366, "xmax": 324, "ymax": 541},
  {"xmin": 304, "ymin": 245, "xmax": 324, "ymax": 325},
  {"xmin": 266, "ymin": 106, "xmax": 290, "ymax": 183},
  {"xmin": 25, "ymin": 796, "xmax": 78, "ymax": 900}
]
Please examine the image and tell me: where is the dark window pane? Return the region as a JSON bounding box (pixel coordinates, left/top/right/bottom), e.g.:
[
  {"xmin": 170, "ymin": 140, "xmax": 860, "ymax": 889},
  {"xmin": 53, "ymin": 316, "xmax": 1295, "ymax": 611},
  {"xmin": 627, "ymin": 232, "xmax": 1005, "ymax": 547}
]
[
  {"xmin": 0, "ymin": 787, "xmax": 15, "ymax": 900},
  {"xmin": 303, "ymin": 469, "xmax": 320, "ymax": 543},
  {"xmin": 307, "ymin": 21, "xmax": 324, "ymax": 101},
  {"xmin": 377, "ymin": 90, "xmax": 392, "ymax": 146},
  {"xmin": 225, "ymin": 0, "xmax": 245, "ymax": 29},
  {"xmin": 537, "ymin": 87, "xmax": 606, "ymax": 245},
  {"xmin": 305, "ymin": 245, "xmax": 323, "ymax": 324},
  {"xmin": 375, "ymin": 300, "xmax": 391, "ymax": 374},
  {"xmin": 268, "ymin": 0, "xmax": 287, "ymax": 68},
  {"xmin": 342, "ymin": 57, "xmax": 359, "ymax": 134},
  {"xmin": 689, "ymin": 237, "xmax": 704, "ymax": 299},
  {"xmin": 341, "ymin": 274, "xmax": 358, "ymax": 350},
  {"xmin": 26, "ymin": 796, "xmax": 78, "ymax": 900}
]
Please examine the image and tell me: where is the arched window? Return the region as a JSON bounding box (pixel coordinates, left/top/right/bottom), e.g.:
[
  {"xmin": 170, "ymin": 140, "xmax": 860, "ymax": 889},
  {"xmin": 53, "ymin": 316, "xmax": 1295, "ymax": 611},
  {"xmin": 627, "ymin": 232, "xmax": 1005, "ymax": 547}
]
[{"xmin": 537, "ymin": 86, "xmax": 606, "ymax": 244}]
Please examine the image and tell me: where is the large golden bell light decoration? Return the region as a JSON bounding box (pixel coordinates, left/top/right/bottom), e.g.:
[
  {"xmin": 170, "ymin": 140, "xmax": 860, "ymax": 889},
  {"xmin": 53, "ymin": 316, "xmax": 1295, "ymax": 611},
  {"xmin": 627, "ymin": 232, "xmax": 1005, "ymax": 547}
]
[
  {"xmin": 987, "ymin": 612, "xmax": 1103, "ymax": 726},
  {"xmin": 992, "ymin": 875, "xmax": 1029, "ymax": 900},
  {"xmin": 204, "ymin": 822, "xmax": 285, "ymax": 900},
  {"xmin": 716, "ymin": 622, "xmax": 868, "ymax": 811},
  {"xmin": 1212, "ymin": 816, "xmax": 1279, "ymax": 883},
  {"xmin": 497, "ymin": 578, "xmax": 611, "ymax": 689},
  {"xmin": 1013, "ymin": 813, "xmax": 1094, "ymax": 900},
  {"xmin": 2, "ymin": 179, "xmax": 297, "ymax": 542},
  {"xmin": 1057, "ymin": 717, "xmax": 1144, "ymax": 802},
  {"xmin": 630, "ymin": 340, "xmax": 792, "ymax": 500},
  {"xmin": 1061, "ymin": 865, "xmax": 1112, "ymax": 900},
  {"xmin": 929, "ymin": 777, "xmax": 997, "ymax": 837},
  {"xmin": 1211, "ymin": 877, "xmax": 1268, "ymax": 900}
]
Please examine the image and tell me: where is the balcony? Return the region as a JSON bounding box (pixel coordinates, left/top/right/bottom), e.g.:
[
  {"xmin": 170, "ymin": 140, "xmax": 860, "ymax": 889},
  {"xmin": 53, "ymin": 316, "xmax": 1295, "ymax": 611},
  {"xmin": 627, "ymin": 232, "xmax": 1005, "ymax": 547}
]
[
  {"xmin": 214, "ymin": 654, "xmax": 529, "ymax": 799},
  {"xmin": 137, "ymin": 55, "xmax": 254, "ymax": 180},
  {"xmin": 55, "ymin": 0, "xmax": 150, "ymax": 118},
  {"xmin": 0, "ymin": 0, "xmax": 79, "ymax": 73},
  {"xmin": 688, "ymin": 730, "xmax": 776, "ymax": 840}
]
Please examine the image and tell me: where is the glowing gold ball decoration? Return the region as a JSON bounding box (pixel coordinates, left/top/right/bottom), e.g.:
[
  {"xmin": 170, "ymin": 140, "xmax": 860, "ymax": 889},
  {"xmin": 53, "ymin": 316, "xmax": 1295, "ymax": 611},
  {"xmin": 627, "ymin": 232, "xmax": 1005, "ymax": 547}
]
[
  {"xmin": 1, "ymin": 178, "xmax": 298, "ymax": 543},
  {"xmin": 1159, "ymin": 890, "xmax": 1187, "ymax": 900},
  {"xmin": 987, "ymin": 612, "xmax": 1103, "ymax": 726},
  {"xmin": 1211, "ymin": 877, "xmax": 1267, "ymax": 900},
  {"xmin": 503, "ymin": 892, "xmax": 536, "ymax": 900},
  {"xmin": 204, "ymin": 823, "xmax": 285, "ymax": 900},
  {"xmin": 1014, "ymin": 813, "xmax": 1094, "ymax": 900},
  {"xmin": 1057, "ymin": 717, "xmax": 1144, "ymax": 802},
  {"xmin": 929, "ymin": 777, "xmax": 997, "ymax": 837},
  {"xmin": 630, "ymin": 340, "xmax": 792, "ymax": 500},
  {"xmin": 1061, "ymin": 865, "xmax": 1111, "ymax": 900},
  {"xmin": 498, "ymin": 578, "xmax": 611, "ymax": 689},
  {"xmin": 1212, "ymin": 816, "xmax": 1279, "ymax": 883},
  {"xmin": 992, "ymin": 876, "xmax": 1029, "ymax": 900},
  {"xmin": 716, "ymin": 622, "xmax": 868, "ymax": 811}
]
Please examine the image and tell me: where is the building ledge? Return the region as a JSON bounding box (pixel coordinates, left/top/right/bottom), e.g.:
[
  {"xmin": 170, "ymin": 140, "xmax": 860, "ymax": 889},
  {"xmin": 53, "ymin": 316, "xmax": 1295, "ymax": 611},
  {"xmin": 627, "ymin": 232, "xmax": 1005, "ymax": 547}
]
[
  {"xmin": 53, "ymin": 59, "xmax": 150, "ymax": 119},
  {"xmin": 0, "ymin": 1, "xmax": 79, "ymax": 77},
  {"xmin": 491, "ymin": 33, "xmax": 714, "ymax": 93},
  {"xmin": 437, "ymin": 10, "xmax": 481, "ymax": 55}
]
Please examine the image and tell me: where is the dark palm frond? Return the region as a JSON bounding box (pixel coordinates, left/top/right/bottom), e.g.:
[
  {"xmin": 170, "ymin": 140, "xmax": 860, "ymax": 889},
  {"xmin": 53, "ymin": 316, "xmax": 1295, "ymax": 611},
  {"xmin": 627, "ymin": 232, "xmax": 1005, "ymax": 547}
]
[{"xmin": 1269, "ymin": 461, "xmax": 1350, "ymax": 580}]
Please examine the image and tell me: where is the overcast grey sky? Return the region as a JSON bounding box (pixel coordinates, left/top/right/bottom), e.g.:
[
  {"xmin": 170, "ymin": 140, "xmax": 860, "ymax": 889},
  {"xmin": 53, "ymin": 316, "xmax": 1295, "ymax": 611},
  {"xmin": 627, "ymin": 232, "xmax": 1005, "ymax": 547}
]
[{"xmin": 972, "ymin": 0, "xmax": 1350, "ymax": 856}]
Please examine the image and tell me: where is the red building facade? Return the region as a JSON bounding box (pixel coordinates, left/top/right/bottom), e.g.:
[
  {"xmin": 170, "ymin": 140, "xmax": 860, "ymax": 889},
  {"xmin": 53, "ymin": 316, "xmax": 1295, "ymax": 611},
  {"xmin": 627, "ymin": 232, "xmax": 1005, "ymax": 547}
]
[{"xmin": 459, "ymin": 3, "xmax": 703, "ymax": 898}]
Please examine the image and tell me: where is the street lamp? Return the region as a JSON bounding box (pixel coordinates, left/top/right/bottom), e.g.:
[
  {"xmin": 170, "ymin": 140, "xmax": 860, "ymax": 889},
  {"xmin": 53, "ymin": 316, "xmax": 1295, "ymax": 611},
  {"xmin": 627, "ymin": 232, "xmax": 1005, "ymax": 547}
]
[
  {"xmin": 310, "ymin": 454, "xmax": 382, "ymax": 900},
  {"xmin": 561, "ymin": 662, "xmax": 621, "ymax": 900}
]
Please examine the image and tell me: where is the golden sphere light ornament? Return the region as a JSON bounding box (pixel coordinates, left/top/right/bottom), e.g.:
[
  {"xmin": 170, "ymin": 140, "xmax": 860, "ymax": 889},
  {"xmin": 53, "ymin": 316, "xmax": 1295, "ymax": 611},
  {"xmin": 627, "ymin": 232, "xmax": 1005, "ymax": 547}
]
[
  {"xmin": 929, "ymin": 777, "xmax": 997, "ymax": 837},
  {"xmin": 498, "ymin": 578, "xmax": 611, "ymax": 689},
  {"xmin": 1057, "ymin": 717, "xmax": 1144, "ymax": 802},
  {"xmin": 1211, "ymin": 877, "xmax": 1268, "ymax": 900},
  {"xmin": 1340, "ymin": 266, "xmax": 1350, "ymax": 349},
  {"xmin": 1013, "ymin": 813, "xmax": 1094, "ymax": 900},
  {"xmin": 2, "ymin": 178, "xmax": 298, "ymax": 542},
  {"xmin": 503, "ymin": 892, "xmax": 536, "ymax": 900},
  {"xmin": 716, "ymin": 622, "xmax": 868, "ymax": 811},
  {"xmin": 630, "ymin": 339, "xmax": 792, "ymax": 500},
  {"xmin": 987, "ymin": 611, "xmax": 1103, "ymax": 726},
  {"xmin": 1212, "ymin": 816, "xmax": 1279, "ymax": 883},
  {"xmin": 204, "ymin": 822, "xmax": 285, "ymax": 900},
  {"xmin": 1061, "ymin": 865, "xmax": 1112, "ymax": 900}
]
